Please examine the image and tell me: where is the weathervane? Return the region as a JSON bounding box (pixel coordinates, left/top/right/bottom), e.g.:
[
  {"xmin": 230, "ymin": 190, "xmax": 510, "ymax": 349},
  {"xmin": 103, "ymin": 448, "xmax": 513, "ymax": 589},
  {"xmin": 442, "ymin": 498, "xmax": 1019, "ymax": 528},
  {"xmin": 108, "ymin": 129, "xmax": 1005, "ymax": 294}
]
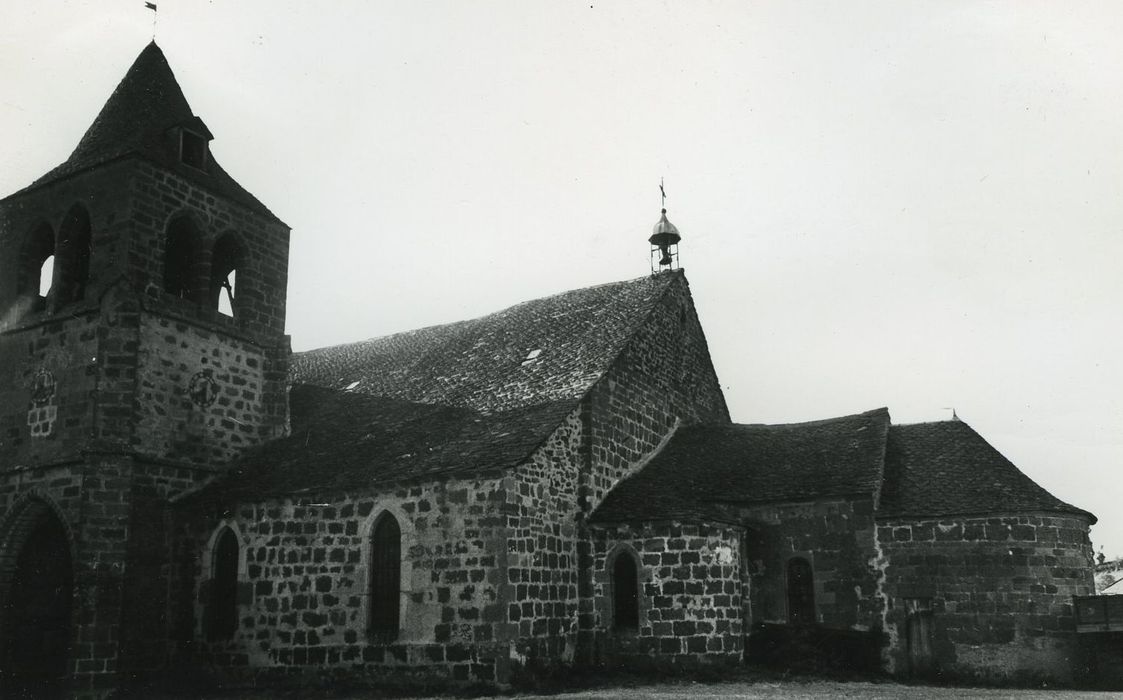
[
  {"xmin": 145, "ymin": 2, "xmax": 158, "ymax": 41},
  {"xmin": 648, "ymin": 178, "xmax": 681, "ymax": 273}
]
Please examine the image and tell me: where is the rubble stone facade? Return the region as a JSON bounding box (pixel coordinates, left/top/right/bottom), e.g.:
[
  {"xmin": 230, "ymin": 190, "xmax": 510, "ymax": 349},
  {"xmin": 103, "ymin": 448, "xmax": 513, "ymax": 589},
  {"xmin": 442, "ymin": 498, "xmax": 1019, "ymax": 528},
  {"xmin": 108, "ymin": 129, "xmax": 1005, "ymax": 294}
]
[{"xmin": 878, "ymin": 513, "xmax": 1094, "ymax": 682}]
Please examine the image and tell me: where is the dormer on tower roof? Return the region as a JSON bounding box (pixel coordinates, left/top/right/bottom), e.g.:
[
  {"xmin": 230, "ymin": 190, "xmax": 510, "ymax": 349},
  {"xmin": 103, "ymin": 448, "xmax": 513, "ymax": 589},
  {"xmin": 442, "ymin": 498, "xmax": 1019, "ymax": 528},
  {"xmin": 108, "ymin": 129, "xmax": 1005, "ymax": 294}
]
[{"xmin": 12, "ymin": 42, "xmax": 282, "ymax": 224}]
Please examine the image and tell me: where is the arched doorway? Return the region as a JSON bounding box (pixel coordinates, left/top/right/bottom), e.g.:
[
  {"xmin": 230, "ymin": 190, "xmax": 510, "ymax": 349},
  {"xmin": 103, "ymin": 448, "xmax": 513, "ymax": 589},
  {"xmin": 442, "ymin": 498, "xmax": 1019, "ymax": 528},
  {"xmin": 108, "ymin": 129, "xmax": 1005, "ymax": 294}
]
[{"xmin": 1, "ymin": 511, "xmax": 73, "ymax": 697}]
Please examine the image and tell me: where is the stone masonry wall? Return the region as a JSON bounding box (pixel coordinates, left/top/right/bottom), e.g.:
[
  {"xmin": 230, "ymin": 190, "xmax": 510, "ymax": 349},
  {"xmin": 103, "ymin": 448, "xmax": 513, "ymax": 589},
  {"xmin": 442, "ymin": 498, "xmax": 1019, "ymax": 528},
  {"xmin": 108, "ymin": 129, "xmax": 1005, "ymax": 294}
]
[
  {"xmin": 175, "ymin": 472, "xmax": 522, "ymax": 685},
  {"xmin": 0, "ymin": 313, "xmax": 99, "ymax": 467},
  {"xmin": 878, "ymin": 512, "xmax": 1095, "ymax": 682},
  {"xmin": 508, "ymin": 408, "xmax": 583, "ymax": 666},
  {"xmin": 732, "ymin": 497, "xmax": 882, "ymax": 631},
  {"xmin": 133, "ymin": 313, "xmax": 284, "ymax": 466},
  {"xmin": 0, "ymin": 456, "xmax": 148, "ymax": 698},
  {"xmin": 591, "ymin": 521, "xmax": 743, "ymax": 665},
  {"xmin": 576, "ymin": 273, "xmax": 731, "ymax": 660}
]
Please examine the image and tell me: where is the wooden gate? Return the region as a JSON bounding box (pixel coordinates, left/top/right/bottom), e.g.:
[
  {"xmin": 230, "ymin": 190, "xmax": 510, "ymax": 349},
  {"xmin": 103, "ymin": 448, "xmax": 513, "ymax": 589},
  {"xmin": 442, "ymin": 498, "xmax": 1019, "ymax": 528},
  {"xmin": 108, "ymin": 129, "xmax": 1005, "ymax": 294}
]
[{"xmin": 905, "ymin": 599, "xmax": 934, "ymax": 676}]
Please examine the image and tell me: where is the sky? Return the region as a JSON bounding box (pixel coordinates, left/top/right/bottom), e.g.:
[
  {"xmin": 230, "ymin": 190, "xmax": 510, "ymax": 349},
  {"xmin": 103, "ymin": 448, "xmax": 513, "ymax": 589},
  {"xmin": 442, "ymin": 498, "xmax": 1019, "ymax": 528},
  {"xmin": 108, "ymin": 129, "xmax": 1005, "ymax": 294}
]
[{"xmin": 2, "ymin": 1, "xmax": 1122, "ymax": 556}]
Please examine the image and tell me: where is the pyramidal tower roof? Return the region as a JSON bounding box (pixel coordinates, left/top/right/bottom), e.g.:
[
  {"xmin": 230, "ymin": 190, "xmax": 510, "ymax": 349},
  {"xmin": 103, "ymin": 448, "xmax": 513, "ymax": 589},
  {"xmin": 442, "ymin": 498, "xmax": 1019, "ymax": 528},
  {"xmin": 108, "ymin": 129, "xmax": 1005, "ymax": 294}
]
[{"xmin": 14, "ymin": 42, "xmax": 281, "ymax": 223}]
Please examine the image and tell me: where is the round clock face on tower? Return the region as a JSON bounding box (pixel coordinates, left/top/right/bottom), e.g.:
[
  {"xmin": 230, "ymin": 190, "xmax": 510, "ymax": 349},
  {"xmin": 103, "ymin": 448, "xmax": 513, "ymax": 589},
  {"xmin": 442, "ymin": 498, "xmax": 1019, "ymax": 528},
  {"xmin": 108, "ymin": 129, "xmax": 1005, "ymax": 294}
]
[
  {"xmin": 30, "ymin": 369, "xmax": 57, "ymax": 405},
  {"xmin": 188, "ymin": 371, "xmax": 220, "ymax": 408}
]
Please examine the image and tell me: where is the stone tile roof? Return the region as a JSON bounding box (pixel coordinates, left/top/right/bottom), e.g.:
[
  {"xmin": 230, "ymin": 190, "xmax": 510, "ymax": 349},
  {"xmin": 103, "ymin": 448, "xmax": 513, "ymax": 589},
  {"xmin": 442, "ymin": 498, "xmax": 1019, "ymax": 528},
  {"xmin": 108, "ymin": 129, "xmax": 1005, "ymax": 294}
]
[
  {"xmin": 6, "ymin": 42, "xmax": 281, "ymax": 223},
  {"xmin": 207, "ymin": 385, "xmax": 576, "ymax": 500},
  {"xmin": 878, "ymin": 420, "xmax": 1094, "ymax": 521},
  {"xmin": 290, "ymin": 272, "xmax": 684, "ymax": 414},
  {"xmin": 192, "ymin": 272, "xmax": 685, "ymax": 500},
  {"xmin": 590, "ymin": 408, "xmax": 892, "ymax": 524}
]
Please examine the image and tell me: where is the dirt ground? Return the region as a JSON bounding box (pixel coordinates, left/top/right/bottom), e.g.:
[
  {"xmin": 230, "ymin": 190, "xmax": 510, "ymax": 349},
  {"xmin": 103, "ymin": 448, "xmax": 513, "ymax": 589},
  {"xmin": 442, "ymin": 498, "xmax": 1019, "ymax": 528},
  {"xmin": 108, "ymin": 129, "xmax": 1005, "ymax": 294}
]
[{"xmin": 513, "ymin": 680, "xmax": 1120, "ymax": 699}]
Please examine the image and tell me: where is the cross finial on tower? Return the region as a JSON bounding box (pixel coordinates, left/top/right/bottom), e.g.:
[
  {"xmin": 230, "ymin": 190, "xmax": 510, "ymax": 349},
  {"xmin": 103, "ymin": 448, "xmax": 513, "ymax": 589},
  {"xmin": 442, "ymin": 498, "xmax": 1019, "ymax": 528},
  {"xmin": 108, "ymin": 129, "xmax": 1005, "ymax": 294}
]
[{"xmin": 145, "ymin": 2, "xmax": 158, "ymax": 41}]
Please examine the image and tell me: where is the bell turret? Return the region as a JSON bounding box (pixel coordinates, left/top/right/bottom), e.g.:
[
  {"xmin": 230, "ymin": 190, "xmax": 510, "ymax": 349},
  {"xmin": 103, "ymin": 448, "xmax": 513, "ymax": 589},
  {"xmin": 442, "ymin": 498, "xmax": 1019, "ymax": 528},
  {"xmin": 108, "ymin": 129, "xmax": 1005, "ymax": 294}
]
[{"xmin": 649, "ymin": 207, "xmax": 681, "ymax": 273}]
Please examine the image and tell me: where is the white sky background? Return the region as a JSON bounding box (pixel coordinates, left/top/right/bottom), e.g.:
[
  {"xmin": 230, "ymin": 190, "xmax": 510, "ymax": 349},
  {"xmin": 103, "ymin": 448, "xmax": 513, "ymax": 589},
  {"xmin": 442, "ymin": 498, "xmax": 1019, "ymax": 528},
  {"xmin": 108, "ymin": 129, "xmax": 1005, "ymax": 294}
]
[{"xmin": 2, "ymin": 1, "xmax": 1122, "ymax": 555}]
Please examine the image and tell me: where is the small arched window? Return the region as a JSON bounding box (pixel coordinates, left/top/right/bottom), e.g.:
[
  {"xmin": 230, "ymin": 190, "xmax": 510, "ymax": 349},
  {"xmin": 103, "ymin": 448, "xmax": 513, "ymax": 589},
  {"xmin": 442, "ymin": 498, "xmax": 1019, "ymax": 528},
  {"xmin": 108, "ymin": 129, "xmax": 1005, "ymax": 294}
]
[
  {"xmin": 18, "ymin": 223, "xmax": 55, "ymax": 311},
  {"xmin": 369, "ymin": 513, "xmax": 401, "ymax": 637},
  {"xmin": 787, "ymin": 557, "xmax": 815, "ymax": 625},
  {"xmin": 612, "ymin": 551, "xmax": 640, "ymax": 631},
  {"xmin": 57, "ymin": 204, "xmax": 92, "ymax": 303},
  {"xmin": 209, "ymin": 233, "xmax": 243, "ymax": 317},
  {"xmin": 164, "ymin": 216, "xmax": 201, "ymax": 302},
  {"xmin": 205, "ymin": 527, "xmax": 239, "ymax": 641}
]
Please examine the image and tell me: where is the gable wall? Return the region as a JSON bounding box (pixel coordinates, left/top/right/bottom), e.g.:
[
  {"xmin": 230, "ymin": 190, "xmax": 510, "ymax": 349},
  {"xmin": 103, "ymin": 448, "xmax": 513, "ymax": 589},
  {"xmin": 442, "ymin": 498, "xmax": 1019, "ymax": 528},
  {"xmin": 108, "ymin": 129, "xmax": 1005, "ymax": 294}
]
[
  {"xmin": 576, "ymin": 274, "xmax": 730, "ymax": 663},
  {"xmin": 583, "ymin": 274, "xmax": 729, "ymax": 515}
]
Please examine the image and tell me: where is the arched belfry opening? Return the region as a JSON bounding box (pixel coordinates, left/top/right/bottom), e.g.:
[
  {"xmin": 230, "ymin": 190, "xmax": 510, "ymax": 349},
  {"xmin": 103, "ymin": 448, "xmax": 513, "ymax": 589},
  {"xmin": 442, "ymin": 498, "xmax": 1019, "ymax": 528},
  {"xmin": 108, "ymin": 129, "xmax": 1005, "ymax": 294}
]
[
  {"xmin": 18, "ymin": 223, "xmax": 56, "ymax": 311},
  {"xmin": 57, "ymin": 204, "xmax": 92, "ymax": 303},
  {"xmin": 209, "ymin": 233, "xmax": 243, "ymax": 317},
  {"xmin": 0, "ymin": 505, "xmax": 74, "ymax": 697},
  {"xmin": 164, "ymin": 216, "xmax": 203, "ymax": 302}
]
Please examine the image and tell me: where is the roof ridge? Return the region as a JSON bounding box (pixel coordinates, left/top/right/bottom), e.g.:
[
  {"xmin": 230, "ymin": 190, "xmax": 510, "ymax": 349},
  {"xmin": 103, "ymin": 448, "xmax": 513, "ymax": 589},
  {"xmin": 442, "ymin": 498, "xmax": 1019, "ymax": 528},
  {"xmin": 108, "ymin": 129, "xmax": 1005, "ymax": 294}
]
[
  {"xmin": 718, "ymin": 407, "xmax": 889, "ymax": 431},
  {"xmin": 295, "ymin": 272, "xmax": 679, "ymax": 356}
]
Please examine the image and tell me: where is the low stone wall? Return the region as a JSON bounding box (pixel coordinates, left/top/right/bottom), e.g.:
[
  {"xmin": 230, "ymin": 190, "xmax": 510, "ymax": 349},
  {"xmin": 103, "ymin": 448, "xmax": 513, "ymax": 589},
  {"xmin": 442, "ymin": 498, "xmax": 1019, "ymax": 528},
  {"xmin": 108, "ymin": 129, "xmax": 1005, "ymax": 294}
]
[
  {"xmin": 878, "ymin": 512, "xmax": 1095, "ymax": 682},
  {"xmin": 590, "ymin": 521, "xmax": 742, "ymax": 665}
]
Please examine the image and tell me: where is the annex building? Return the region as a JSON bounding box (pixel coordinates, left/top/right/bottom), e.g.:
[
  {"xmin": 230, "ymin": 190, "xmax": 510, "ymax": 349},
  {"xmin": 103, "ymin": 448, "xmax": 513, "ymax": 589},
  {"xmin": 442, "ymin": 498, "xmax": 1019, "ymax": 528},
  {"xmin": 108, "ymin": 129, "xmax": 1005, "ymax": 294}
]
[{"xmin": 0, "ymin": 43, "xmax": 1097, "ymax": 698}]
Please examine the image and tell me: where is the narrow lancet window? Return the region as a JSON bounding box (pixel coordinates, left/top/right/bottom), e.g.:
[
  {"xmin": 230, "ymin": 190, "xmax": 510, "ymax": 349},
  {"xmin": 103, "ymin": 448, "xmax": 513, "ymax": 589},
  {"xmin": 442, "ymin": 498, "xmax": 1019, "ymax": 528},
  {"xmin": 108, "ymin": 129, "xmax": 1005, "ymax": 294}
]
[
  {"xmin": 612, "ymin": 551, "xmax": 639, "ymax": 631},
  {"xmin": 369, "ymin": 514, "xmax": 401, "ymax": 637},
  {"xmin": 205, "ymin": 527, "xmax": 239, "ymax": 641}
]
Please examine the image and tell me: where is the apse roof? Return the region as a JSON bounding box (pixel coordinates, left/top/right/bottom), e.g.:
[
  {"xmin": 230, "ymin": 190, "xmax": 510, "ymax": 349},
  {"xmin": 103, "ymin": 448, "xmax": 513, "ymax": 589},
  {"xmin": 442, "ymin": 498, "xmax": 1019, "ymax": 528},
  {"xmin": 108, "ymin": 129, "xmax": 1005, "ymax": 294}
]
[
  {"xmin": 878, "ymin": 420, "xmax": 1094, "ymax": 521},
  {"xmin": 590, "ymin": 408, "xmax": 892, "ymax": 524},
  {"xmin": 591, "ymin": 412, "xmax": 1093, "ymax": 525}
]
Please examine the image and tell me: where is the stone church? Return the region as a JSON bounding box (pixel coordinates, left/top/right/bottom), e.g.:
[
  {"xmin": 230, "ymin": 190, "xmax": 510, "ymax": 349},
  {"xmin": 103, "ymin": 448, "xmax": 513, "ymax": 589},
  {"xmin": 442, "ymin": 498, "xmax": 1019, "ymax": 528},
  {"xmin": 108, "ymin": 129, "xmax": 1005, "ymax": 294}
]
[{"xmin": 0, "ymin": 43, "xmax": 1097, "ymax": 698}]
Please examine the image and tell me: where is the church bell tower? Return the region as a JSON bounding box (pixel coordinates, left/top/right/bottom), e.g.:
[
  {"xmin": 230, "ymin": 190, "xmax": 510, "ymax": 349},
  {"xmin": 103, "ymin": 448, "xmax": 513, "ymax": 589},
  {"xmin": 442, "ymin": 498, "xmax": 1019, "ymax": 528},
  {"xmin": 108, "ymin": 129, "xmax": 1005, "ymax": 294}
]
[{"xmin": 0, "ymin": 42, "xmax": 290, "ymax": 696}]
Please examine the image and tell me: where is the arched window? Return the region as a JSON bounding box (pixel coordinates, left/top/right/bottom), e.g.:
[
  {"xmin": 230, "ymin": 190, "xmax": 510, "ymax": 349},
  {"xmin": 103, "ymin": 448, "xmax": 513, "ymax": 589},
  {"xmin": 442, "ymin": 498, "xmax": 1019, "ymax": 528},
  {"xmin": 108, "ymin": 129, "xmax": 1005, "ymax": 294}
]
[
  {"xmin": 786, "ymin": 557, "xmax": 815, "ymax": 625},
  {"xmin": 205, "ymin": 527, "xmax": 239, "ymax": 641},
  {"xmin": 18, "ymin": 223, "xmax": 55, "ymax": 311},
  {"xmin": 209, "ymin": 233, "xmax": 243, "ymax": 317},
  {"xmin": 369, "ymin": 513, "xmax": 401, "ymax": 638},
  {"xmin": 57, "ymin": 204, "xmax": 92, "ymax": 303},
  {"xmin": 164, "ymin": 216, "xmax": 201, "ymax": 302},
  {"xmin": 612, "ymin": 551, "xmax": 639, "ymax": 631}
]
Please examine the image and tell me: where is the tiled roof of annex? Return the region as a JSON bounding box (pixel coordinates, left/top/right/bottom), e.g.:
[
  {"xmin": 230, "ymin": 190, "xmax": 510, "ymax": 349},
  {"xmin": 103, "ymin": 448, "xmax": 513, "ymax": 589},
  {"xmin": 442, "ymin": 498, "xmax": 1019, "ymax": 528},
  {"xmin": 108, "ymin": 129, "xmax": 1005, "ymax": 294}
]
[
  {"xmin": 591, "ymin": 408, "xmax": 892, "ymax": 524},
  {"xmin": 591, "ymin": 410, "xmax": 1093, "ymax": 525},
  {"xmin": 878, "ymin": 419, "xmax": 1094, "ymax": 521}
]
